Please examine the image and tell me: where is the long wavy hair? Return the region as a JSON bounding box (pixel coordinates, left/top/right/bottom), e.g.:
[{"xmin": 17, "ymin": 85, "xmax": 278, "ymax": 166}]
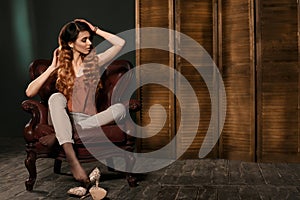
[{"xmin": 56, "ymin": 21, "xmax": 98, "ymax": 100}]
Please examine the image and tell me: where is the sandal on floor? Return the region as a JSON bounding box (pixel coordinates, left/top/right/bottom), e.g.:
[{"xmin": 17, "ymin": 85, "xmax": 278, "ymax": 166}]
[
  {"xmin": 67, "ymin": 167, "xmax": 104, "ymax": 199},
  {"xmin": 89, "ymin": 186, "xmax": 107, "ymax": 200},
  {"xmin": 67, "ymin": 186, "xmax": 87, "ymax": 197},
  {"xmin": 89, "ymin": 167, "xmax": 100, "ymax": 183},
  {"xmin": 89, "ymin": 167, "xmax": 107, "ymax": 200},
  {"xmin": 80, "ymin": 167, "xmax": 100, "ymax": 192}
]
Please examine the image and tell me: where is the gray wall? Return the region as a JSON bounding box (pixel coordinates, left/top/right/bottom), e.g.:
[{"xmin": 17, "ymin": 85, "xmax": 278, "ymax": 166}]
[{"xmin": 1, "ymin": 0, "xmax": 135, "ymax": 137}]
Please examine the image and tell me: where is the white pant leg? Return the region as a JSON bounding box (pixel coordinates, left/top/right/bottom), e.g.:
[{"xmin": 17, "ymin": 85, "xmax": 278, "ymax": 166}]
[
  {"xmin": 77, "ymin": 103, "xmax": 126, "ymax": 130},
  {"xmin": 48, "ymin": 92, "xmax": 74, "ymax": 145}
]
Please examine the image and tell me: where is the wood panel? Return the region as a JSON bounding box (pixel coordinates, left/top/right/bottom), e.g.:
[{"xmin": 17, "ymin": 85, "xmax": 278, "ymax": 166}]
[
  {"xmin": 136, "ymin": 0, "xmax": 175, "ymax": 155},
  {"xmin": 175, "ymin": 0, "xmax": 216, "ymax": 159},
  {"xmin": 218, "ymin": 0, "xmax": 255, "ymax": 161},
  {"xmin": 257, "ymin": 0, "xmax": 300, "ymax": 162}
]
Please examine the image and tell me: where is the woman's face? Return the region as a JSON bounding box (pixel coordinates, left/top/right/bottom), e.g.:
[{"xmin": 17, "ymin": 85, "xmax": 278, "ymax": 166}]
[{"xmin": 72, "ymin": 31, "xmax": 92, "ymax": 55}]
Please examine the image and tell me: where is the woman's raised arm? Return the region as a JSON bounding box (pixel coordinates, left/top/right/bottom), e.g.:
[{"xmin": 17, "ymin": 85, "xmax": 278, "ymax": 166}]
[
  {"xmin": 94, "ymin": 28, "xmax": 125, "ymax": 66},
  {"xmin": 75, "ymin": 19, "xmax": 125, "ymax": 66}
]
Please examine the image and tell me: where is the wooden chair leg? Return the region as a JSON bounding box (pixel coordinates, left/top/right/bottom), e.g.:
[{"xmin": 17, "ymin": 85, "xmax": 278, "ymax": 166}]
[
  {"xmin": 126, "ymin": 173, "xmax": 138, "ymax": 187},
  {"xmin": 24, "ymin": 149, "xmax": 37, "ymax": 191},
  {"xmin": 125, "ymin": 154, "xmax": 138, "ymax": 187},
  {"xmin": 54, "ymin": 159, "xmax": 62, "ymax": 174}
]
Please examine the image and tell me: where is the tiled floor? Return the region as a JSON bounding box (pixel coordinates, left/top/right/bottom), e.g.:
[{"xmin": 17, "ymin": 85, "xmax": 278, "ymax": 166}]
[{"xmin": 1, "ymin": 137, "xmax": 300, "ymax": 200}]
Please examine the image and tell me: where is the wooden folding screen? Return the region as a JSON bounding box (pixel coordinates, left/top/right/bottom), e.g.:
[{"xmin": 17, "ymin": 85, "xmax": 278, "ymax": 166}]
[{"xmin": 136, "ymin": 0, "xmax": 299, "ymax": 162}]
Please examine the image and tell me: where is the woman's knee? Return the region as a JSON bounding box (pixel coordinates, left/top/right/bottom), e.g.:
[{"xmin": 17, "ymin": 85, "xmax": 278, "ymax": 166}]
[
  {"xmin": 110, "ymin": 103, "xmax": 126, "ymax": 120},
  {"xmin": 48, "ymin": 92, "xmax": 67, "ymax": 108}
]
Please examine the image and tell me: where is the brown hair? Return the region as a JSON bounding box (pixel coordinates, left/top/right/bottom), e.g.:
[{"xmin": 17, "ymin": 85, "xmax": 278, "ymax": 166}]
[{"xmin": 55, "ymin": 21, "xmax": 95, "ymax": 100}]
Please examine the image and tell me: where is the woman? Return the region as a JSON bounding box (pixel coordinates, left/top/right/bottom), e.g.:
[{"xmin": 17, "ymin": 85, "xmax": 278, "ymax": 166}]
[{"xmin": 25, "ymin": 19, "xmax": 126, "ymax": 185}]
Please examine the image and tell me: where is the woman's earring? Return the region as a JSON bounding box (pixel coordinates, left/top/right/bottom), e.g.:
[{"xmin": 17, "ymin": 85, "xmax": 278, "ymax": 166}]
[{"xmin": 69, "ymin": 43, "xmax": 74, "ymax": 50}]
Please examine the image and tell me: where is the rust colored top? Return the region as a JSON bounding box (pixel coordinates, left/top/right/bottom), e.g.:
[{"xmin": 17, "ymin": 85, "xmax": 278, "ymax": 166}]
[
  {"xmin": 67, "ymin": 75, "xmax": 98, "ymax": 115},
  {"xmin": 66, "ymin": 34, "xmax": 125, "ymax": 115}
]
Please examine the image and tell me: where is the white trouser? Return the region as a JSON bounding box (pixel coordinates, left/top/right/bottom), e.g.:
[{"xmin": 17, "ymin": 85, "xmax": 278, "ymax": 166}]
[{"xmin": 48, "ymin": 92, "xmax": 126, "ymax": 145}]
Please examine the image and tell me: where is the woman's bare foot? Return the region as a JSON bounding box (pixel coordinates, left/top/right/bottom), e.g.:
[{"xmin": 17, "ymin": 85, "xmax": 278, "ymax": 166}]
[
  {"xmin": 69, "ymin": 161, "xmax": 88, "ymax": 182},
  {"xmin": 62, "ymin": 143, "xmax": 89, "ymax": 183}
]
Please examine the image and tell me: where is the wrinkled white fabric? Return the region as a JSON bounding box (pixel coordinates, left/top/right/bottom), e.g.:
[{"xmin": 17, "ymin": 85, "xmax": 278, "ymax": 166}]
[{"xmin": 48, "ymin": 92, "xmax": 125, "ymax": 145}]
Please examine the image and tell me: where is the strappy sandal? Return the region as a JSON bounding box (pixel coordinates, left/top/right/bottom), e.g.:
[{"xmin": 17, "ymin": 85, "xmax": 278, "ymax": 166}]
[
  {"xmin": 89, "ymin": 186, "xmax": 107, "ymax": 200},
  {"xmin": 67, "ymin": 186, "xmax": 87, "ymax": 197},
  {"xmin": 89, "ymin": 167, "xmax": 100, "ymax": 184},
  {"xmin": 67, "ymin": 167, "xmax": 107, "ymax": 199},
  {"xmin": 89, "ymin": 168, "xmax": 107, "ymax": 200},
  {"xmin": 88, "ymin": 167, "xmax": 107, "ymax": 200}
]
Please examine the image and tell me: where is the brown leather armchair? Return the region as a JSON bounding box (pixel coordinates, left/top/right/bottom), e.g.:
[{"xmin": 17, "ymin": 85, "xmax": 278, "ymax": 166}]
[{"xmin": 22, "ymin": 59, "xmax": 140, "ymax": 191}]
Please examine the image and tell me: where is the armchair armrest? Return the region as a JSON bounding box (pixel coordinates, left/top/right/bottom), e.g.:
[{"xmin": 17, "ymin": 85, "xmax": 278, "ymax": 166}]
[
  {"xmin": 22, "ymin": 99, "xmax": 48, "ymax": 125},
  {"xmin": 22, "ymin": 99, "xmax": 50, "ymax": 143}
]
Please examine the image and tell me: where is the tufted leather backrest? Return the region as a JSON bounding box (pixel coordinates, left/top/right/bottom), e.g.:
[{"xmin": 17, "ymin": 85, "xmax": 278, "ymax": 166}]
[{"xmin": 28, "ymin": 59, "xmax": 133, "ymax": 110}]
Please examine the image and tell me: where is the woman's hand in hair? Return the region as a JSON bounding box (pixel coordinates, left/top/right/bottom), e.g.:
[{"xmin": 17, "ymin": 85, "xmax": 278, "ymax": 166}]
[
  {"xmin": 74, "ymin": 18, "xmax": 95, "ymax": 32},
  {"xmin": 49, "ymin": 47, "xmax": 60, "ymax": 71}
]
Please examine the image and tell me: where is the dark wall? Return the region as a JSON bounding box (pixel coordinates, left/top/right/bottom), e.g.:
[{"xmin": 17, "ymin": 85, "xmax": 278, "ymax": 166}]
[{"xmin": 1, "ymin": 0, "xmax": 135, "ymax": 137}]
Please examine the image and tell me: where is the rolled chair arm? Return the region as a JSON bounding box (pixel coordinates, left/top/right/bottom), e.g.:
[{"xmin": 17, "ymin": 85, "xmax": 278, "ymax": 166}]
[
  {"xmin": 22, "ymin": 99, "xmax": 49, "ymax": 143},
  {"xmin": 22, "ymin": 99, "xmax": 48, "ymax": 125}
]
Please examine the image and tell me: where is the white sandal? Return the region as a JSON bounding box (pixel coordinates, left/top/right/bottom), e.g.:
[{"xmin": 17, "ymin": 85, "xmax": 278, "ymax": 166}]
[
  {"xmin": 67, "ymin": 186, "xmax": 87, "ymax": 197},
  {"xmin": 89, "ymin": 167, "xmax": 100, "ymax": 183},
  {"xmin": 89, "ymin": 167, "xmax": 107, "ymax": 200},
  {"xmin": 89, "ymin": 186, "xmax": 107, "ymax": 200},
  {"xmin": 67, "ymin": 167, "xmax": 106, "ymax": 199}
]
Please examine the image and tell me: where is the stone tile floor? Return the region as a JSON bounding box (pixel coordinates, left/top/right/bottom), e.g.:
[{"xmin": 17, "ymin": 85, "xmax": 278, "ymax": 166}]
[{"xmin": 1, "ymin": 137, "xmax": 300, "ymax": 200}]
